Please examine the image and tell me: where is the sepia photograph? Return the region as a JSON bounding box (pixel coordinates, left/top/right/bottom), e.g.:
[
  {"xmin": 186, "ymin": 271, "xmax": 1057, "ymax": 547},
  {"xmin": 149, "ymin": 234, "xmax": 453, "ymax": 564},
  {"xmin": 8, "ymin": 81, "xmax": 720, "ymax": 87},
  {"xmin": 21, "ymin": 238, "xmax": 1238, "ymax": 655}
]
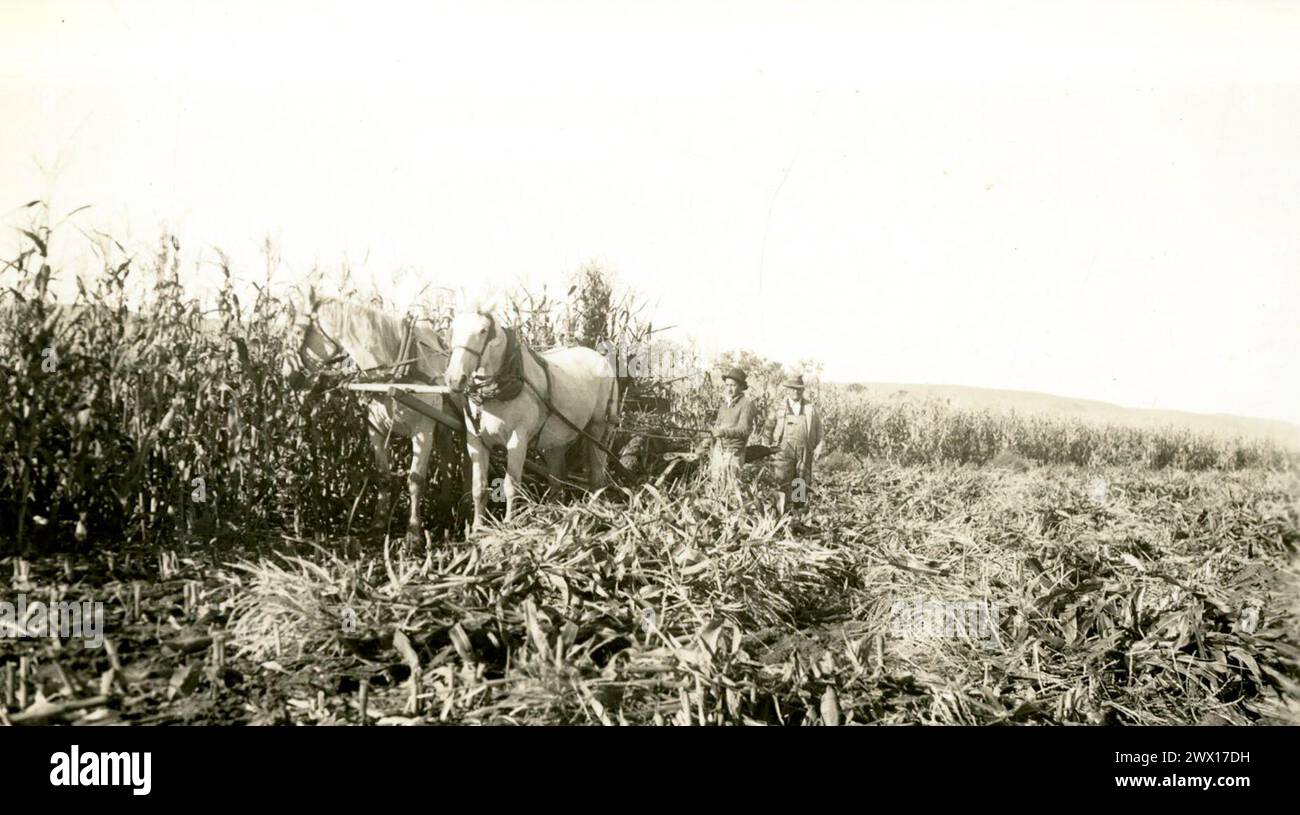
[{"xmin": 1, "ymin": 0, "xmax": 1297, "ymax": 777}]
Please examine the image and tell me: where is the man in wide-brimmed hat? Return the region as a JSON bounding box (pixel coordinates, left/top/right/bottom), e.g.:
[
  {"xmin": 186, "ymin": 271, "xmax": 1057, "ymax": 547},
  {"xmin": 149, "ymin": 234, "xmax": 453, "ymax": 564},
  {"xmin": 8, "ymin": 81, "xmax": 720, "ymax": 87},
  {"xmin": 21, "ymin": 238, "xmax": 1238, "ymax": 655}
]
[
  {"xmin": 771, "ymin": 373, "xmax": 824, "ymax": 515},
  {"xmin": 708, "ymin": 367, "xmax": 756, "ymax": 492}
]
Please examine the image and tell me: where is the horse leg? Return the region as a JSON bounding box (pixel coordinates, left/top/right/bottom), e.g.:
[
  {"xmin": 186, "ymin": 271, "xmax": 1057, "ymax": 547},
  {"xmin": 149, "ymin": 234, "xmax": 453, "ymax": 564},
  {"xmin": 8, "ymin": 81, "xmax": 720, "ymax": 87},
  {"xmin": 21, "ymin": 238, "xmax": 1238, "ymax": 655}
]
[
  {"xmin": 585, "ymin": 376, "xmax": 618, "ymax": 490},
  {"xmin": 406, "ymin": 424, "xmax": 433, "ymax": 544},
  {"xmin": 367, "ymin": 420, "xmax": 394, "ymax": 532},
  {"xmin": 504, "ymin": 433, "xmax": 529, "ymax": 523},
  {"xmin": 584, "ymin": 420, "xmax": 610, "ymax": 489},
  {"xmin": 465, "ymin": 433, "xmax": 490, "ymax": 532},
  {"xmin": 542, "ymin": 446, "xmax": 568, "ymax": 495}
]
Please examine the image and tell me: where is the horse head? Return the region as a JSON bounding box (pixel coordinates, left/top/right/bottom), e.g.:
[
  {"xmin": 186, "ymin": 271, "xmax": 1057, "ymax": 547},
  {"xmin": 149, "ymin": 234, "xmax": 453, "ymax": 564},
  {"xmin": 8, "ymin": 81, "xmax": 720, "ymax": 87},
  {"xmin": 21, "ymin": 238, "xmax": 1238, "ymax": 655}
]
[
  {"xmin": 282, "ymin": 286, "xmax": 347, "ymax": 390},
  {"xmin": 445, "ymin": 305, "xmax": 506, "ymax": 393}
]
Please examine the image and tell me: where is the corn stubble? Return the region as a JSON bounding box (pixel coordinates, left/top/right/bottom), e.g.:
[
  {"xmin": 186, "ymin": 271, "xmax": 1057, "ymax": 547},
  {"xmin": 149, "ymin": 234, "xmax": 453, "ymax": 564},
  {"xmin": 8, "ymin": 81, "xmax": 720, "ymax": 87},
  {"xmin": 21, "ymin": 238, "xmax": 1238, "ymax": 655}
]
[{"xmin": 215, "ymin": 464, "xmax": 1299, "ymax": 725}]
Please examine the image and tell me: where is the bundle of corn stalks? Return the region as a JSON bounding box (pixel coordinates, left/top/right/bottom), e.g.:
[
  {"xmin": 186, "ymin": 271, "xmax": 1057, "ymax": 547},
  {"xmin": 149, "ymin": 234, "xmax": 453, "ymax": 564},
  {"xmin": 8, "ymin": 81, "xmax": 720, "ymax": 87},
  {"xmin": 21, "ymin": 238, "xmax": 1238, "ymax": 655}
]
[{"xmin": 223, "ymin": 481, "xmax": 863, "ymax": 724}]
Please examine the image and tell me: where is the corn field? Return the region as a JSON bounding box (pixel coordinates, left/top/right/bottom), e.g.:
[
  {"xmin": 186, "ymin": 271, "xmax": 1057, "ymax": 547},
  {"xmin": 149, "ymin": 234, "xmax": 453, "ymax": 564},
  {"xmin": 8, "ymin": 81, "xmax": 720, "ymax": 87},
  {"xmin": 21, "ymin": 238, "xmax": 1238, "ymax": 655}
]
[
  {"xmin": 817, "ymin": 386, "xmax": 1296, "ymax": 471},
  {"xmin": 1, "ymin": 217, "xmax": 1298, "ymax": 725}
]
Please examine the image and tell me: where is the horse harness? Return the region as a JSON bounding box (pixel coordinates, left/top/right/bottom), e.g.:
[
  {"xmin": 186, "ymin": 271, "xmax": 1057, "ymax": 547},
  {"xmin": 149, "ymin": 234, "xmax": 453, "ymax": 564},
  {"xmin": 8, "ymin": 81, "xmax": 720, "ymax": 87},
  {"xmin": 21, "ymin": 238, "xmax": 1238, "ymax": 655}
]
[
  {"xmin": 451, "ymin": 315, "xmax": 631, "ymax": 480},
  {"xmin": 389, "ymin": 316, "xmax": 435, "ymax": 384},
  {"xmin": 456, "ymin": 315, "xmax": 627, "ymax": 454},
  {"xmin": 454, "ymin": 318, "xmax": 561, "ymax": 437},
  {"xmin": 296, "ymin": 314, "xmax": 348, "ymax": 370},
  {"xmin": 295, "ymin": 308, "xmax": 450, "ymax": 453},
  {"xmin": 302, "ymin": 311, "xmax": 442, "ymax": 386}
]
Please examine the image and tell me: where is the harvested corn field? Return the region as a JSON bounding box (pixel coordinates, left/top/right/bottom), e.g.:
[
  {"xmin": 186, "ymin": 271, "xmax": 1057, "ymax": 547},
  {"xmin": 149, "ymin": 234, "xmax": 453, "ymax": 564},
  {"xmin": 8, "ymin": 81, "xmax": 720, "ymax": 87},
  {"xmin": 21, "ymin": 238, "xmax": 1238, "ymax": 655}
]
[{"xmin": 4, "ymin": 461, "xmax": 1297, "ymax": 725}]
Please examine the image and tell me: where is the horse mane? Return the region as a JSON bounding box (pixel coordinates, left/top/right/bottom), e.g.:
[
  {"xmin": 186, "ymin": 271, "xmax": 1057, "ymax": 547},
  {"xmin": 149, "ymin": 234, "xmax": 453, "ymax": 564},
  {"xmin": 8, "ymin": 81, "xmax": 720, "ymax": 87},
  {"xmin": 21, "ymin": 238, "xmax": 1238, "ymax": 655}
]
[{"xmin": 316, "ymin": 299, "xmax": 448, "ymax": 370}]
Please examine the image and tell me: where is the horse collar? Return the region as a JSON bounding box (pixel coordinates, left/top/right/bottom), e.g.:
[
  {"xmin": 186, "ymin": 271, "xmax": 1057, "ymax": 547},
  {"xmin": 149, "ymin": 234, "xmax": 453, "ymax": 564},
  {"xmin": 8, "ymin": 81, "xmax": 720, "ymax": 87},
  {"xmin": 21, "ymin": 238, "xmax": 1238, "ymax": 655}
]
[{"xmin": 466, "ymin": 326, "xmax": 527, "ymax": 404}]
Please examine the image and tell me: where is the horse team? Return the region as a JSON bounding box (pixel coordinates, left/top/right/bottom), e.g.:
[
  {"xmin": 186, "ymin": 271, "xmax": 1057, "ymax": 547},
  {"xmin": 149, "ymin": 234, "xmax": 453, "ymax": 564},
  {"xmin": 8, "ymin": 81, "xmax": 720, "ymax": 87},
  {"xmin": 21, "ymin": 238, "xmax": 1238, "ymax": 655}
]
[{"xmin": 282, "ymin": 290, "xmax": 620, "ymax": 538}]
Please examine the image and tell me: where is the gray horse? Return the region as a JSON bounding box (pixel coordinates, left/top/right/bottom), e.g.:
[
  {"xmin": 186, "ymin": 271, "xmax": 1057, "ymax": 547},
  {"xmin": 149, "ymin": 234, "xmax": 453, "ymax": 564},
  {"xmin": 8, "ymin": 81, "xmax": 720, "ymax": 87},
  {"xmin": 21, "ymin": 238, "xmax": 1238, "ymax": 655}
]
[
  {"xmin": 283, "ymin": 289, "xmax": 459, "ymax": 541},
  {"xmin": 443, "ymin": 302, "xmax": 619, "ymax": 531}
]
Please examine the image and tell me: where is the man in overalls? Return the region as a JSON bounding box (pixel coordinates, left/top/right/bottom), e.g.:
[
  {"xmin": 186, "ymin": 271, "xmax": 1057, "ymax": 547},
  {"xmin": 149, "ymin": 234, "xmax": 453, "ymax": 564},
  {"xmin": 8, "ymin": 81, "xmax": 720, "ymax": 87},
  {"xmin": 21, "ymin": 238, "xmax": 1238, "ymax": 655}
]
[
  {"xmin": 771, "ymin": 374, "xmax": 824, "ymax": 515},
  {"xmin": 709, "ymin": 367, "xmax": 755, "ymax": 493}
]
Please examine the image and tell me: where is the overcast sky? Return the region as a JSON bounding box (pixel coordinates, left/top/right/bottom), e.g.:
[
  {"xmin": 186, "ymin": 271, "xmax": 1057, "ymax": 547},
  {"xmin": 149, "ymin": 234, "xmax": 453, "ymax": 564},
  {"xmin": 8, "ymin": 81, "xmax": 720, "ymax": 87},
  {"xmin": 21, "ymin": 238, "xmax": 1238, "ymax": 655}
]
[{"xmin": 3, "ymin": 0, "xmax": 1297, "ymax": 424}]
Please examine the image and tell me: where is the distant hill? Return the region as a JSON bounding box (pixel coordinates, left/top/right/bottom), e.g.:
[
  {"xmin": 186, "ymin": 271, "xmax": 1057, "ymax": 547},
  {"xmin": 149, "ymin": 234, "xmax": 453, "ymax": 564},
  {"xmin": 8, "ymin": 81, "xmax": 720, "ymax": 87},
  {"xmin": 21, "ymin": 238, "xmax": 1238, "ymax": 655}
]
[{"xmin": 835, "ymin": 381, "xmax": 1300, "ymax": 450}]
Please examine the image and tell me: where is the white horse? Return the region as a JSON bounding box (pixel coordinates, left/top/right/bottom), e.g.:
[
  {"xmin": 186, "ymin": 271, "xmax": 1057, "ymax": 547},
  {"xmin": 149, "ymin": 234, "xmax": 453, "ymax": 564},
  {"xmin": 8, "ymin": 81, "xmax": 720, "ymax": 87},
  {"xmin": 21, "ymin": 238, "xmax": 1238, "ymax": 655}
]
[
  {"xmin": 282, "ymin": 289, "xmax": 459, "ymax": 541},
  {"xmin": 444, "ymin": 304, "xmax": 620, "ymax": 530}
]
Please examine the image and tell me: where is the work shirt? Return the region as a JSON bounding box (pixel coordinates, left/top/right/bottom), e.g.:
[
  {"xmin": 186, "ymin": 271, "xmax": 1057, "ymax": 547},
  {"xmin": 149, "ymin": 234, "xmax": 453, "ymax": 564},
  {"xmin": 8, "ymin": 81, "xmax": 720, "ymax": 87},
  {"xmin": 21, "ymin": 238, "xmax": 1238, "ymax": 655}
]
[
  {"xmin": 772, "ymin": 397, "xmax": 824, "ymax": 480},
  {"xmin": 712, "ymin": 394, "xmax": 756, "ymax": 453}
]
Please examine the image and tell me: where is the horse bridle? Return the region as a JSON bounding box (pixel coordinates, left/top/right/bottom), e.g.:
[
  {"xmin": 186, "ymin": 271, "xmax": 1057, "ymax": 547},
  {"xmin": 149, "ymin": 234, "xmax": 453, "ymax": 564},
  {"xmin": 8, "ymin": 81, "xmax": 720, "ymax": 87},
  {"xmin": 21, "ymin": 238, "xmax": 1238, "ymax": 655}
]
[
  {"xmin": 294, "ymin": 312, "xmax": 348, "ymax": 371},
  {"xmin": 451, "ymin": 314, "xmax": 499, "ymax": 370}
]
